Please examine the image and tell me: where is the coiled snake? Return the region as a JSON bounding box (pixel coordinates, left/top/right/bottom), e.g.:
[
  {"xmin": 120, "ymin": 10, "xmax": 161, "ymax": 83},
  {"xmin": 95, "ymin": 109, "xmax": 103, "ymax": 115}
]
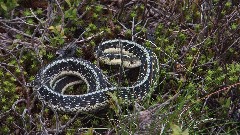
[{"xmin": 33, "ymin": 39, "xmax": 159, "ymax": 112}]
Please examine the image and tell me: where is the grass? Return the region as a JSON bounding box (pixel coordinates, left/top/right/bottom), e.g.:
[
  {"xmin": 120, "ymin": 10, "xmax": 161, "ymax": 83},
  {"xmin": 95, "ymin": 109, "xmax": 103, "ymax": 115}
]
[{"xmin": 0, "ymin": 0, "xmax": 239, "ymax": 134}]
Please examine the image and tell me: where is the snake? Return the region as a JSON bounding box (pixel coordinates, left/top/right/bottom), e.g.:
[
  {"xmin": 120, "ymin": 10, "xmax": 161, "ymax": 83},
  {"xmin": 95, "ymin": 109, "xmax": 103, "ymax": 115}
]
[{"xmin": 33, "ymin": 39, "xmax": 159, "ymax": 113}]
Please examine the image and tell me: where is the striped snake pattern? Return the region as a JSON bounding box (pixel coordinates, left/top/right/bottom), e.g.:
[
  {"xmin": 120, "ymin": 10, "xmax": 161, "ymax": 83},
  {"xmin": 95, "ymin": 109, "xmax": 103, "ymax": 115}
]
[{"xmin": 33, "ymin": 39, "xmax": 159, "ymax": 112}]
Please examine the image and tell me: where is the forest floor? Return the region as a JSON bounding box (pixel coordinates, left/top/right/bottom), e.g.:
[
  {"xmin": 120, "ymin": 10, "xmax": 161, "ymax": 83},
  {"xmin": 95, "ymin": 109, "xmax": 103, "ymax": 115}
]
[{"xmin": 0, "ymin": 0, "xmax": 239, "ymax": 134}]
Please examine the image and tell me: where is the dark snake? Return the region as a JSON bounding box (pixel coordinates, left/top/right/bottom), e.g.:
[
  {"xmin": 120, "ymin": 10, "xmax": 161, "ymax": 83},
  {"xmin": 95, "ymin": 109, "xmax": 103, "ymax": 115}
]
[{"xmin": 33, "ymin": 39, "xmax": 159, "ymax": 113}]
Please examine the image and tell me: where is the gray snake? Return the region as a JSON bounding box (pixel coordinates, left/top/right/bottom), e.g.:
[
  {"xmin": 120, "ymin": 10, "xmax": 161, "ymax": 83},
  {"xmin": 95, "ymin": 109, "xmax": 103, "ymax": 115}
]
[{"xmin": 33, "ymin": 39, "xmax": 159, "ymax": 112}]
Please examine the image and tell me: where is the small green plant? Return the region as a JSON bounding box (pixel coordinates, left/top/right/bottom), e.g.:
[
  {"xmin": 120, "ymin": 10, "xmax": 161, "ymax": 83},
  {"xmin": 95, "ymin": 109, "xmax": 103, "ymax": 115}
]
[
  {"xmin": 48, "ymin": 25, "xmax": 67, "ymax": 46},
  {"xmin": 0, "ymin": 0, "xmax": 18, "ymax": 17}
]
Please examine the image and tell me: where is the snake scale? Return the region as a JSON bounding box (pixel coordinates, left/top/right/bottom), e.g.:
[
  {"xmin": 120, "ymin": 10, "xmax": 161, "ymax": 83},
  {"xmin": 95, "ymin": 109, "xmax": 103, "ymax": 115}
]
[{"xmin": 33, "ymin": 39, "xmax": 159, "ymax": 113}]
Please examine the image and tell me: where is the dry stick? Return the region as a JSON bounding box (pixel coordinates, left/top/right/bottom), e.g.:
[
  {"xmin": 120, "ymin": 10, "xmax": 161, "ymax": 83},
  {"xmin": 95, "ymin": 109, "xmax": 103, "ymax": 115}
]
[
  {"xmin": 6, "ymin": 47, "xmax": 35, "ymax": 133},
  {"xmin": 69, "ymin": 28, "xmax": 88, "ymax": 46},
  {"xmin": 114, "ymin": 78, "xmax": 172, "ymax": 133},
  {"xmin": 46, "ymin": 111, "xmax": 81, "ymax": 133},
  {"xmin": 0, "ymin": 62, "xmax": 15, "ymax": 67},
  {"xmin": 187, "ymin": 26, "xmax": 209, "ymax": 48},
  {"xmin": 30, "ymin": 8, "xmax": 43, "ymax": 23},
  {"xmin": 0, "ymin": 22, "xmax": 32, "ymax": 38},
  {"xmin": 78, "ymin": 10, "xmax": 88, "ymax": 19},
  {"xmin": 4, "ymin": 48, "xmax": 35, "ymax": 130},
  {"xmin": 42, "ymin": 0, "xmax": 54, "ymax": 42},
  {"xmin": 77, "ymin": 0, "xmax": 87, "ymax": 19},
  {"xmin": 134, "ymin": 20, "xmax": 142, "ymax": 27},
  {"xmin": 21, "ymin": 109, "xmax": 28, "ymax": 133},
  {"xmin": 142, "ymin": 0, "xmax": 148, "ymax": 21},
  {"xmin": 0, "ymin": 39, "xmax": 36, "ymax": 50},
  {"xmin": 0, "ymin": 15, "xmax": 37, "ymax": 26},
  {"xmin": 53, "ymin": 110, "xmax": 60, "ymax": 134},
  {"xmin": 117, "ymin": 20, "xmax": 128, "ymax": 30},
  {"xmin": 59, "ymin": 111, "xmax": 80, "ymax": 131},
  {"xmin": 11, "ymin": 99, "xmax": 27, "ymax": 115},
  {"xmin": 216, "ymin": 36, "xmax": 240, "ymax": 60},
  {"xmin": 118, "ymin": 16, "xmax": 149, "ymax": 41},
  {"xmin": 0, "ymin": 65, "xmax": 24, "ymax": 86},
  {"xmin": 147, "ymin": 3, "xmax": 167, "ymax": 18},
  {"xmin": 201, "ymin": 82, "xmax": 240, "ymax": 100},
  {"xmin": 136, "ymin": 35, "xmax": 205, "ymax": 82},
  {"xmin": 117, "ymin": 0, "xmax": 125, "ymax": 19},
  {"xmin": 55, "ymin": 27, "xmax": 96, "ymax": 56},
  {"xmin": 124, "ymin": 0, "xmax": 137, "ymax": 7},
  {"xmin": 76, "ymin": 31, "xmax": 104, "ymax": 43},
  {"xmin": 13, "ymin": 121, "xmax": 25, "ymax": 133},
  {"xmin": 38, "ymin": 102, "xmax": 49, "ymax": 135},
  {"xmin": 0, "ymin": 22, "xmax": 43, "ymax": 47},
  {"xmin": 30, "ymin": 16, "xmax": 41, "ymax": 46},
  {"xmin": 196, "ymin": 29, "xmax": 239, "ymax": 69},
  {"xmin": 0, "ymin": 16, "xmax": 35, "ymax": 22},
  {"xmin": 191, "ymin": 23, "xmax": 238, "ymax": 68},
  {"xmin": 0, "ymin": 109, "xmax": 11, "ymax": 120},
  {"xmin": 10, "ymin": 99, "xmax": 28, "ymax": 133},
  {"xmin": 148, "ymin": 90, "xmax": 181, "ymax": 116},
  {"xmin": 1, "ymin": 18, "xmax": 37, "ymax": 26},
  {"xmin": 16, "ymin": 47, "xmax": 38, "ymax": 132},
  {"xmin": 18, "ymin": 46, "xmax": 32, "ymax": 101},
  {"xmin": 54, "ymin": 0, "xmax": 65, "ymax": 30},
  {"xmin": 131, "ymin": 17, "xmax": 135, "ymax": 41},
  {"xmin": 31, "ymin": 23, "xmax": 44, "ymax": 65},
  {"xmin": 134, "ymin": 18, "xmax": 149, "ymax": 37}
]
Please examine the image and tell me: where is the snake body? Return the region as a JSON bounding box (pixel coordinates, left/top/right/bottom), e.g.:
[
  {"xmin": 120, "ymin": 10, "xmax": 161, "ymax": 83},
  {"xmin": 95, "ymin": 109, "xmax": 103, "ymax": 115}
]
[{"xmin": 33, "ymin": 39, "xmax": 159, "ymax": 112}]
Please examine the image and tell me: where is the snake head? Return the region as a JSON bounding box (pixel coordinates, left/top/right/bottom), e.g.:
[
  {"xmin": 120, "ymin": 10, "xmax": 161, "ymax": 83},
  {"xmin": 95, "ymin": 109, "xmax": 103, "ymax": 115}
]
[{"xmin": 56, "ymin": 44, "xmax": 77, "ymax": 58}]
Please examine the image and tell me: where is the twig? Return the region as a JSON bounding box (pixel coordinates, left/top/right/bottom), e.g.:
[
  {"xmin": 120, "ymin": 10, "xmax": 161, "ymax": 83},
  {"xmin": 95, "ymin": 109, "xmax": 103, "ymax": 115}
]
[
  {"xmin": 201, "ymin": 82, "xmax": 240, "ymax": 100},
  {"xmin": 53, "ymin": 110, "xmax": 60, "ymax": 134},
  {"xmin": 117, "ymin": 20, "xmax": 128, "ymax": 30},
  {"xmin": 76, "ymin": 31, "xmax": 104, "ymax": 43},
  {"xmin": 38, "ymin": 101, "xmax": 49, "ymax": 135},
  {"xmin": 30, "ymin": 8, "xmax": 43, "ymax": 23},
  {"xmin": 131, "ymin": 17, "xmax": 135, "ymax": 41},
  {"xmin": 11, "ymin": 99, "xmax": 27, "ymax": 116},
  {"xmin": 0, "ymin": 22, "xmax": 33, "ymax": 38},
  {"xmin": 134, "ymin": 18, "xmax": 149, "ymax": 37},
  {"xmin": 54, "ymin": 0, "xmax": 65, "ymax": 30}
]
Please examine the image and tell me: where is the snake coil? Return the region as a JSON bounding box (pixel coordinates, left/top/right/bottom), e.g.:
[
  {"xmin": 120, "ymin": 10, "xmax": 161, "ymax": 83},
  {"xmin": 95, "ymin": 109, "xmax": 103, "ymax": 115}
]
[{"xmin": 33, "ymin": 39, "xmax": 159, "ymax": 112}]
